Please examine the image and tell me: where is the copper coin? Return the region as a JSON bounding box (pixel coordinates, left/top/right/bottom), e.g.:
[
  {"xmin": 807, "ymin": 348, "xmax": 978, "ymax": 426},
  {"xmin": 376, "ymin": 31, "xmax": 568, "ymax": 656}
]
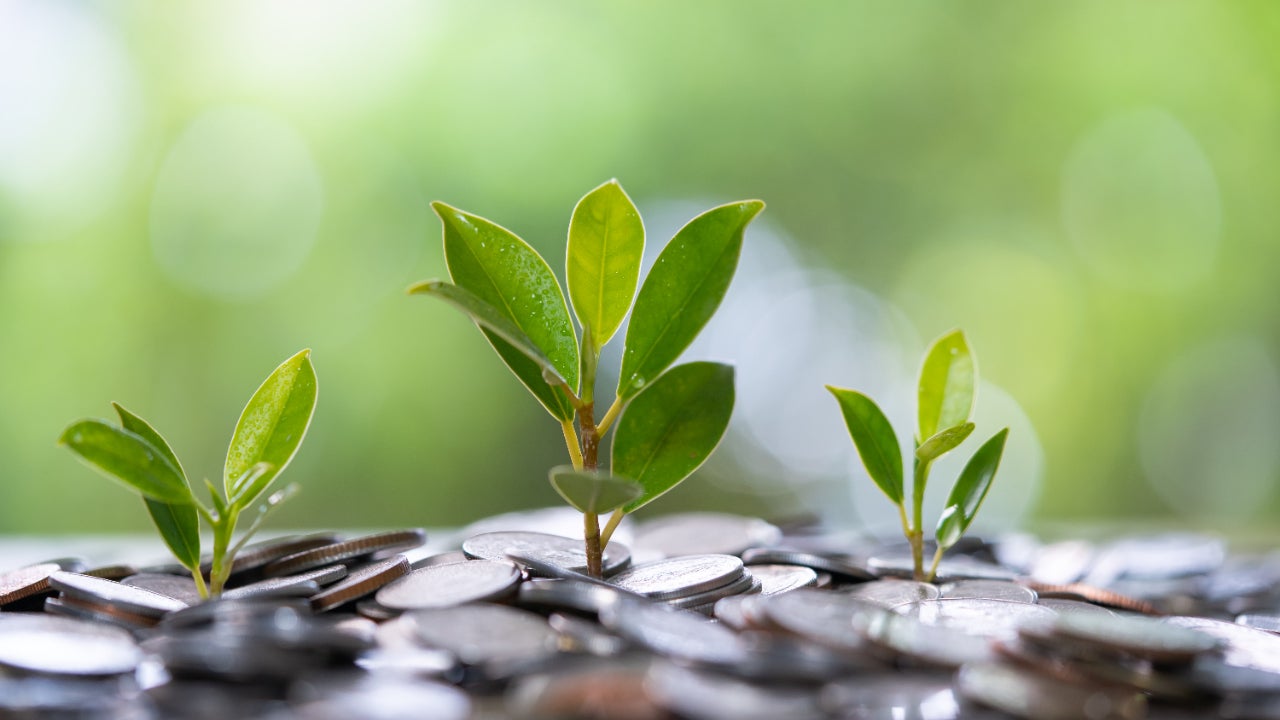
[
  {"xmin": 310, "ymin": 556, "xmax": 410, "ymax": 613},
  {"xmin": 263, "ymin": 529, "xmax": 426, "ymax": 577}
]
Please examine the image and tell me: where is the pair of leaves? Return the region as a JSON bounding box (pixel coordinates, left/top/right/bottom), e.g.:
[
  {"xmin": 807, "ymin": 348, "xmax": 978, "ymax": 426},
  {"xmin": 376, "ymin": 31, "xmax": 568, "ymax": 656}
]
[
  {"xmin": 59, "ymin": 350, "xmax": 318, "ymax": 575},
  {"xmin": 415, "ymin": 182, "xmax": 762, "ymax": 419},
  {"xmin": 548, "ymin": 362, "xmax": 734, "ymax": 516}
]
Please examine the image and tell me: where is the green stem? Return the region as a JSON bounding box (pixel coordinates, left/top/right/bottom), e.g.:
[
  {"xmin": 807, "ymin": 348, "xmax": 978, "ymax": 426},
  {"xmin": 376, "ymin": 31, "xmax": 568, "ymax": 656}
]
[
  {"xmin": 925, "ymin": 545, "xmax": 946, "ymax": 583},
  {"xmin": 190, "ymin": 566, "xmax": 210, "ymax": 600},
  {"xmin": 600, "ymin": 508, "xmax": 624, "ymax": 549},
  {"xmin": 561, "ymin": 419, "xmax": 584, "ymax": 471},
  {"xmin": 596, "ymin": 396, "xmax": 625, "ymax": 436},
  {"xmin": 911, "ymin": 455, "xmax": 932, "ymax": 581},
  {"xmin": 208, "ymin": 514, "xmax": 238, "ymax": 596}
]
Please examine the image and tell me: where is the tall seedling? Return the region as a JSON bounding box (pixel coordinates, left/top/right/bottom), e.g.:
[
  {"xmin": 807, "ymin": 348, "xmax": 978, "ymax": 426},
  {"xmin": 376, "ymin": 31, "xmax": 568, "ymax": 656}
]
[
  {"xmin": 828, "ymin": 331, "xmax": 1008, "ymax": 581},
  {"xmin": 411, "ymin": 180, "xmax": 763, "ymax": 576}
]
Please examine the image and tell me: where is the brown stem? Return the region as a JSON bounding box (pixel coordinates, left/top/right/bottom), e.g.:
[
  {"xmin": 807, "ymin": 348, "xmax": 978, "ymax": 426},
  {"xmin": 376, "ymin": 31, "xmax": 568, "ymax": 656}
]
[
  {"xmin": 584, "ymin": 511, "xmax": 602, "ymax": 578},
  {"xmin": 578, "ymin": 401, "xmax": 605, "ymax": 577},
  {"xmin": 910, "ymin": 530, "xmax": 925, "ymax": 582}
]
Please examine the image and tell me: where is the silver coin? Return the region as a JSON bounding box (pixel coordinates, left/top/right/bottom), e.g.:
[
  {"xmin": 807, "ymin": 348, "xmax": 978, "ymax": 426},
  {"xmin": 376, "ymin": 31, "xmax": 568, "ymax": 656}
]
[
  {"xmin": 1235, "ymin": 614, "xmax": 1280, "ymax": 634},
  {"xmin": 866, "ymin": 554, "xmax": 1016, "ymax": 582},
  {"xmin": 375, "ymin": 559, "xmax": 521, "ymax": 610},
  {"xmin": 598, "ymin": 597, "xmax": 750, "ymax": 667},
  {"xmin": 608, "ymin": 554, "xmax": 744, "ymax": 600},
  {"xmin": 1048, "ymin": 613, "xmax": 1220, "ymax": 664},
  {"xmin": 410, "ymin": 604, "xmax": 558, "ymax": 672},
  {"xmin": 1036, "ymin": 598, "xmax": 1117, "ymax": 618},
  {"xmin": 940, "ymin": 579, "xmax": 1037, "ymax": 603},
  {"xmin": 223, "ymin": 564, "xmax": 347, "ymax": 601},
  {"xmin": 762, "ymin": 588, "xmax": 888, "ymax": 654},
  {"xmin": 459, "ymin": 506, "xmax": 634, "ymax": 549},
  {"xmin": 44, "ymin": 595, "xmax": 157, "ymax": 631},
  {"xmin": 820, "ymin": 673, "xmax": 960, "ymax": 720},
  {"xmin": 264, "ymin": 529, "xmax": 427, "ymax": 577},
  {"xmin": 1164, "ymin": 615, "xmax": 1280, "ymax": 675},
  {"xmin": 548, "ymin": 612, "xmax": 628, "ymax": 656},
  {"xmin": 667, "ymin": 572, "xmax": 758, "ymax": 610},
  {"xmin": 646, "ymin": 661, "xmax": 824, "ymax": 720},
  {"xmin": 410, "ymin": 550, "xmax": 470, "ymax": 570},
  {"xmin": 310, "ymin": 556, "xmax": 410, "ymax": 613},
  {"xmin": 50, "ymin": 571, "xmax": 187, "ymax": 617},
  {"xmin": 0, "ymin": 614, "xmax": 141, "ymax": 675},
  {"xmin": 462, "ymin": 531, "xmax": 631, "ymax": 576},
  {"xmin": 291, "ymin": 675, "xmax": 471, "ymax": 720},
  {"xmin": 748, "ymin": 564, "xmax": 818, "ymax": 596},
  {"xmin": 858, "ymin": 611, "xmax": 996, "ymax": 668},
  {"xmin": 206, "ymin": 532, "xmax": 341, "ymax": 576},
  {"xmin": 516, "ymin": 578, "xmax": 626, "ymax": 616},
  {"xmin": 505, "ymin": 549, "xmax": 643, "ymax": 597},
  {"xmin": 741, "ymin": 547, "xmax": 876, "ymax": 581},
  {"xmin": 121, "ymin": 572, "xmax": 203, "ymax": 605},
  {"xmin": 634, "ymin": 512, "xmax": 782, "ymax": 558},
  {"xmin": 956, "ymin": 662, "xmax": 1147, "ymax": 720},
  {"xmin": 847, "ymin": 579, "xmax": 940, "ymax": 609},
  {"xmin": 900, "ymin": 598, "xmax": 1057, "ymax": 643}
]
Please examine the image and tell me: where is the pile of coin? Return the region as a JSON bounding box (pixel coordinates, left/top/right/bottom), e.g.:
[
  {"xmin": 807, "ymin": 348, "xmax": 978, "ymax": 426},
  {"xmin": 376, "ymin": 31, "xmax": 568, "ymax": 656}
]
[{"xmin": 1, "ymin": 511, "xmax": 1280, "ymax": 719}]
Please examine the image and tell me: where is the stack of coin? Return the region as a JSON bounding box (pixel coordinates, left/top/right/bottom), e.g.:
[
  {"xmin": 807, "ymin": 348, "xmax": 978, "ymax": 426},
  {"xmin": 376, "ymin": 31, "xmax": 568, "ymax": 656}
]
[{"xmin": 606, "ymin": 553, "xmax": 759, "ymax": 613}]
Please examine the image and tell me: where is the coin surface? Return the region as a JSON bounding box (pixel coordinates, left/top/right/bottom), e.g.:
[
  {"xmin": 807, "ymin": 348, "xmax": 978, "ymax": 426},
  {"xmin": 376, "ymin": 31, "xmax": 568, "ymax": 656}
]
[
  {"xmin": 748, "ymin": 564, "xmax": 818, "ymax": 596},
  {"xmin": 901, "ymin": 598, "xmax": 1057, "ymax": 643},
  {"xmin": 761, "ymin": 588, "xmax": 888, "ymax": 654},
  {"xmin": 607, "ymin": 554, "xmax": 744, "ymax": 600},
  {"xmin": 646, "ymin": 661, "xmax": 824, "ymax": 720},
  {"xmin": 847, "ymin": 579, "xmax": 940, "ymax": 608},
  {"xmin": 222, "ymin": 564, "xmax": 346, "ymax": 601},
  {"xmin": 463, "ymin": 531, "xmax": 631, "ymax": 576},
  {"xmin": 121, "ymin": 572, "xmax": 203, "ymax": 604},
  {"xmin": 310, "ymin": 556, "xmax": 410, "ymax": 612},
  {"xmin": 598, "ymin": 597, "xmax": 750, "ymax": 668},
  {"xmin": 741, "ymin": 547, "xmax": 876, "ymax": 581},
  {"xmin": 517, "ymin": 578, "xmax": 627, "ymax": 616},
  {"xmin": 633, "ymin": 512, "xmax": 782, "ymax": 558},
  {"xmin": 410, "ymin": 603, "xmax": 558, "ymax": 670},
  {"xmin": 0, "ymin": 563, "xmax": 61, "ymax": 605},
  {"xmin": 375, "ymin": 559, "xmax": 522, "ymax": 610},
  {"xmin": 1164, "ymin": 615, "xmax": 1280, "ymax": 675},
  {"xmin": 957, "ymin": 661, "xmax": 1147, "ymax": 720},
  {"xmin": 50, "ymin": 571, "xmax": 187, "ymax": 617},
  {"xmin": 940, "ymin": 579, "xmax": 1037, "ymax": 603},
  {"xmin": 0, "ymin": 614, "xmax": 141, "ymax": 675},
  {"xmin": 263, "ymin": 529, "xmax": 426, "ymax": 577},
  {"xmin": 1235, "ymin": 613, "xmax": 1280, "ymax": 634},
  {"xmin": 1048, "ymin": 612, "xmax": 1220, "ymax": 664}
]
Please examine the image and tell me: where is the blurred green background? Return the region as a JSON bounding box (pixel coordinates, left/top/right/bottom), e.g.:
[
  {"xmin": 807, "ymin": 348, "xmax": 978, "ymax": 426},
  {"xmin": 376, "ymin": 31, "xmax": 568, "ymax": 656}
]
[{"xmin": 2, "ymin": 2, "xmax": 1277, "ymax": 537}]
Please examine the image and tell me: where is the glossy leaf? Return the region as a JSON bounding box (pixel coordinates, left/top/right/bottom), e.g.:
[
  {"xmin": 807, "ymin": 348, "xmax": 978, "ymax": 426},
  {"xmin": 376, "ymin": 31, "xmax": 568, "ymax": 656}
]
[
  {"xmin": 436, "ymin": 202, "xmax": 579, "ymax": 417},
  {"xmin": 111, "ymin": 404, "xmax": 201, "ymax": 570},
  {"xmin": 408, "ymin": 280, "xmax": 568, "ymax": 386},
  {"xmin": 227, "ymin": 462, "xmax": 274, "ymax": 509},
  {"xmin": 224, "ymin": 349, "xmax": 318, "ymax": 508},
  {"xmin": 566, "ymin": 180, "xmax": 645, "ymax": 348},
  {"xmin": 917, "ymin": 330, "xmax": 975, "ymax": 442},
  {"xmin": 915, "ymin": 422, "xmax": 975, "ymax": 463},
  {"xmin": 612, "ymin": 362, "xmax": 735, "ymax": 513},
  {"xmin": 827, "ymin": 386, "xmax": 904, "ymax": 505},
  {"xmin": 59, "ymin": 420, "xmax": 194, "ymax": 505},
  {"xmin": 548, "ymin": 466, "xmax": 643, "ymax": 515},
  {"xmin": 935, "ymin": 428, "xmax": 1009, "ymax": 551},
  {"xmin": 617, "ymin": 201, "xmax": 763, "ymax": 400}
]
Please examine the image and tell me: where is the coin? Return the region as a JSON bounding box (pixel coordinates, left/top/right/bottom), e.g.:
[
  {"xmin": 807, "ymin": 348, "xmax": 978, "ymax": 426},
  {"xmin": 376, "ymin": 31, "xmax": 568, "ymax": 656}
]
[
  {"xmin": 741, "ymin": 547, "xmax": 876, "ymax": 581},
  {"xmin": 748, "ymin": 564, "xmax": 818, "ymax": 596},
  {"xmin": 50, "ymin": 571, "xmax": 187, "ymax": 617},
  {"xmin": 867, "ymin": 553, "xmax": 1017, "ymax": 582},
  {"xmin": 646, "ymin": 661, "xmax": 824, "ymax": 720},
  {"xmin": 121, "ymin": 572, "xmax": 204, "ymax": 604},
  {"xmin": 940, "ymin": 579, "xmax": 1037, "ymax": 603},
  {"xmin": 410, "ymin": 550, "xmax": 470, "ymax": 570},
  {"xmin": 820, "ymin": 673, "xmax": 960, "ymax": 719},
  {"xmin": 548, "ymin": 612, "xmax": 628, "ymax": 657},
  {"xmin": 375, "ymin": 559, "xmax": 522, "ymax": 610},
  {"xmin": 761, "ymin": 588, "xmax": 888, "ymax": 656},
  {"xmin": 310, "ymin": 556, "xmax": 410, "ymax": 613},
  {"xmin": 598, "ymin": 596, "xmax": 750, "ymax": 668},
  {"xmin": 463, "ymin": 531, "xmax": 631, "ymax": 576},
  {"xmin": 45, "ymin": 595, "xmax": 159, "ymax": 631},
  {"xmin": 607, "ymin": 554, "xmax": 744, "ymax": 601},
  {"xmin": 1049, "ymin": 612, "xmax": 1220, "ymax": 664},
  {"xmin": 859, "ymin": 611, "xmax": 997, "ymax": 668},
  {"xmin": 956, "ymin": 661, "xmax": 1147, "ymax": 720},
  {"xmin": 901, "ymin": 598, "xmax": 1057, "ymax": 643},
  {"xmin": 222, "ymin": 564, "xmax": 347, "ymax": 601},
  {"xmin": 633, "ymin": 512, "xmax": 782, "ymax": 558},
  {"xmin": 410, "ymin": 603, "xmax": 558, "ymax": 673},
  {"xmin": 84, "ymin": 564, "xmax": 138, "ymax": 580},
  {"xmin": 517, "ymin": 578, "xmax": 627, "ymax": 616},
  {"xmin": 1235, "ymin": 614, "xmax": 1280, "ymax": 634},
  {"xmin": 846, "ymin": 579, "xmax": 940, "ymax": 609},
  {"xmin": 263, "ymin": 529, "xmax": 426, "ymax": 577},
  {"xmin": 505, "ymin": 662, "xmax": 657, "ymax": 720},
  {"xmin": 292, "ymin": 675, "xmax": 472, "ymax": 720},
  {"xmin": 217, "ymin": 532, "xmax": 342, "ymax": 577},
  {"xmin": 0, "ymin": 614, "xmax": 141, "ymax": 675},
  {"xmin": 1023, "ymin": 580, "xmax": 1161, "ymax": 615},
  {"xmin": 667, "ymin": 572, "xmax": 758, "ymax": 611},
  {"xmin": 1164, "ymin": 615, "xmax": 1280, "ymax": 675},
  {"xmin": 0, "ymin": 562, "xmax": 61, "ymax": 605}
]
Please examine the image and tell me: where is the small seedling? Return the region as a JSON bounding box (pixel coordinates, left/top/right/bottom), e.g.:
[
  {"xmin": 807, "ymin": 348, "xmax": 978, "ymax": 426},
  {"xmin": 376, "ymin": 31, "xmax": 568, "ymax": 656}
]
[
  {"xmin": 828, "ymin": 330, "xmax": 1008, "ymax": 582},
  {"xmin": 411, "ymin": 180, "xmax": 762, "ymax": 577},
  {"xmin": 59, "ymin": 350, "xmax": 318, "ymax": 598}
]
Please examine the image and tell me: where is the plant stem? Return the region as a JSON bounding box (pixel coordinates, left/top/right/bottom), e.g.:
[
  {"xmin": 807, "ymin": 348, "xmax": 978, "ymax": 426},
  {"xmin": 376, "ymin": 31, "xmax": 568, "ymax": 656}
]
[
  {"xmin": 600, "ymin": 508, "xmax": 624, "ymax": 549},
  {"xmin": 190, "ymin": 566, "xmax": 210, "ymax": 600},
  {"xmin": 561, "ymin": 419, "xmax": 584, "ymax": 471},
  {"xmin": 925, "ymin": 545, "xmax": 945, "ymax": 583},
  {"xmin": 584, "ymin": 511, "xmax": 602, "ymax": 578},
  {"xmin": 911, "ymin": 456, "xmax": 931, "ymax": 582},
  {"xmin": 208, "ymin": 515, "xmax": 238, "ymax": 596},
  {"xmin": 596, "ymin": 396, "xmax": 625, "ymax": 436}
]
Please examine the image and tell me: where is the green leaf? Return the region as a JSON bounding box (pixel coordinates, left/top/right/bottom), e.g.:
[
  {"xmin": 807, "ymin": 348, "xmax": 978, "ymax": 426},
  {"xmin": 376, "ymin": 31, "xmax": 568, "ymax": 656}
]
[
  {"xmin": 408, "ymin": 280, "xmax": 569, "ymax": 386},
  {"xmin": 612, "ymin": 362, "xmax": 735, "ymax": 513},
  {"xmin": 227, "ymin": 462, "xmax": 275, "ymax": 509},
  {"xmin": 915, "ymin": 422, "xmax": 976, "ymax": 463},
  {"xmin": 566, "ymin": 180, "xmax": 645, "ymax": 348},
  {"xmin": 224, "ymin": 349, "xmax": 318, "ymax": 508},
  {"xmin": 935, "ymin": 428, "xmax": 1009, "ymax": 551},
  {"xmin": 826, "ymin": 387, "xmax": 904, "ymax": 506},
  {"xmin": 110, "ymin": 404, "xmax": 202, "ymax": 571},
  {"xmin": 59, "ymin": 420, "xmax": 194, "ymax": 505},
  {"xmin": 435, "ymin": 201, "xmax": 580, "ymax": 417},
  {"xmin": 917, "ymin": 330, "xmax": 975, "ymax": 443},
  {"xmin": 548, "ymin": 466, "xmax": 643, "ymax": 515},
  {"xmin": 617, "ymin": 200, "xmax": 763, "ymax": 400}
]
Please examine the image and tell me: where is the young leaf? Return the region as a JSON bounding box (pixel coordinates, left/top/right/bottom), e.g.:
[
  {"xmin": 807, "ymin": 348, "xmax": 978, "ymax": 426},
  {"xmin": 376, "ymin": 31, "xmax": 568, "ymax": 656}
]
[
  {"xmin": 224, "ymin": 349, "xmax": 318, "ymax": 508},
  {"xmin": 616, "ymin": 201, "xmax": 763, "ymax": 400},
  {"xmin": 435, "ymin": 202, "xmax": 580, "ymax": 408},
  {"xmin": 548, "ymin": 466, "xmax": 643, "ymax": 515},
  {"xmin": 226, "ymin": 462, "xmax": 275, "ymax": 510},
  {"xmin": 917, "ymin": 330, "xmax": 975, "ymax": 442},
  {"xmin": 935, "ymin": 428, "xmax": 1009, "ymax": 551},
  {"xmin": 827, "ymin": 387, "xmax": 904, "ymax": 506},
  {"xmin": 612, "ymin": 362, "xmax": 735, "ymax": 513},
  {"xmin": 408, "ymin": 280, "xmax": 569, "ymax": 386},
  {"xmin": 566, "ymin": 180, "xmax": 645, "ymax": 348},
  {"xmin": 110, "ymin": 404, "xmax": 202, "ymax": 571},
  {"xmin": 915, "ymin": 422, "xmax": 976, "ymax": 463},
  {"xmin": 59, "ymin": 420, "xmax": 194, "ymax": 505}
]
